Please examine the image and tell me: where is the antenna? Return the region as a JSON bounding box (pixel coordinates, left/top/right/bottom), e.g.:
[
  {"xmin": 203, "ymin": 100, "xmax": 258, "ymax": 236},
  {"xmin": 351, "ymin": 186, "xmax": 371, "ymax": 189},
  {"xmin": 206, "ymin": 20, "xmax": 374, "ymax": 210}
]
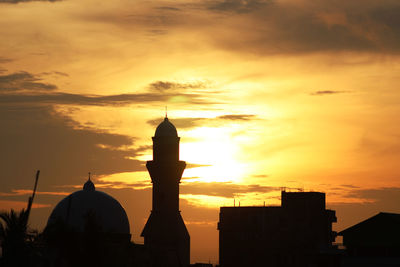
[
  {"xmin": 165, "ymin": 106, "xmax": 168, "ymax": 118},
  {"xmin": 88, "ymin": 172, "xmax": 91, "ymax": 181}
]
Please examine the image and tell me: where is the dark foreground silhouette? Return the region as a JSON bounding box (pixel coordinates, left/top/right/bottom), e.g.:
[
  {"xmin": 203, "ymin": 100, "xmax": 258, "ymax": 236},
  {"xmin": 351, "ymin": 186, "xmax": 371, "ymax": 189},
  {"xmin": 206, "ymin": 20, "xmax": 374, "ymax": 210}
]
[{"xmin": 2, "ymin": 120, "xmax": 400, "ymax": 267}]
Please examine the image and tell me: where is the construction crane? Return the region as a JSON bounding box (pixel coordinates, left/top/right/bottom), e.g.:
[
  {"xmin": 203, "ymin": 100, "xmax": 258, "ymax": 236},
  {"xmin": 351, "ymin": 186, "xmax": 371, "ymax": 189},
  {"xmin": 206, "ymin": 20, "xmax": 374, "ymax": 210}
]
[{"xmin": 26, "ymin": 170, "xmax": 40, "ymax": 224}]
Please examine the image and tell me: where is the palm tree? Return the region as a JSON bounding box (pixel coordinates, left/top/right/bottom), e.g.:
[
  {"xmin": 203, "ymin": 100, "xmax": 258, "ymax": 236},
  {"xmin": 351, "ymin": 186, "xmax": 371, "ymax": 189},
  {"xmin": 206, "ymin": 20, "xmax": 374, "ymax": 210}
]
[
  {"xmin": 0, "ymin": 209, "xmax": 30, "ymax": 266},
  {"xmin": 0, "ymin": 171, "xmax": 41, "ymax": 266}
]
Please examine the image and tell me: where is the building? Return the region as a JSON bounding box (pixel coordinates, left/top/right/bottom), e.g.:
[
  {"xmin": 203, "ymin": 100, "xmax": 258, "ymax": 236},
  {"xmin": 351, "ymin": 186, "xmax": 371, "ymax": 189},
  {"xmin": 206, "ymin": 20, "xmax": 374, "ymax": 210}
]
[
  {"xmin": 47, "ymin": 177, "xmax": 130, "ymax": 241},
  {"xmin": 45, "ymin": 177, "xmax": 134, "ymax": 267},
  {"xmin": 141, "ymin": 116, "xmax": 190, "ymax": 267},
  {"xmin": 43, "ymin": 117, "xmax": 190, "ymax": 267},
  {"xmin": 338, "ymin": 212, "xmax": 400, "ymax": 267},
  {"xmin": 218, "ymin": 191, "xmax": 338, "ymax": 267}
]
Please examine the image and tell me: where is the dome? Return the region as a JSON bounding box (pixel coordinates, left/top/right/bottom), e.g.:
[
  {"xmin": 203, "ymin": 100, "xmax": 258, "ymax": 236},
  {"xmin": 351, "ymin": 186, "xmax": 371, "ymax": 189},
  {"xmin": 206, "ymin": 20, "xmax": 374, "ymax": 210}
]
[
  {"xmin": 154, "ymin": 117, "xmax": 178, "ymax": 137},
  {"xmin": 83, "ymin": 179, "xmax": 95, "ymax": 191},
  {"xmin": 47, "ymin": 179, "xmax": 130, "ymax": 235}
]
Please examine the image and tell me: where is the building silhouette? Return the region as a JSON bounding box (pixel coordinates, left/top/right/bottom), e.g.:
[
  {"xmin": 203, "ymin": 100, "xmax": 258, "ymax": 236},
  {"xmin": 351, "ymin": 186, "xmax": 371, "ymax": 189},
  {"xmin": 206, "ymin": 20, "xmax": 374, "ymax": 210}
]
[
  {"xmin": 39, "ymin": 117, "xmax": 191, "ymax": 267},
  {"xmin": 141, "ymin": 117, "xmax": 190, "ymax": 267},
  {"xmin": 45, "ymin": 178, "xmax": 134, "ymax": 267},
  {"xmin": 47, "ymin": 177, "xmax": 130, "ymax": 241},
  {"xmin": 218, "ymin": 191, "xmax": 338, "ymax": 267},
  {"xmin": 338, "ymin": 212, "xmax": 400, "ymax": 266}
]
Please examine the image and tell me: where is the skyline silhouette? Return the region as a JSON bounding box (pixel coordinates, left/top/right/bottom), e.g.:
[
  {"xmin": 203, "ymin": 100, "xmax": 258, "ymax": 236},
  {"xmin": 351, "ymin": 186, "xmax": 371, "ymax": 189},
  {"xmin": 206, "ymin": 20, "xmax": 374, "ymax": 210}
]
[
  {"xmin": 2, "ymin": 117, "xmax": 400, "ymax": 266},
  {"xmin": 1, "ymin": 114, "xmax": 400, "ymax": 263},
  {"xmin": 2, "ymin": 0, "xmax": 400, "ymax": 264}
]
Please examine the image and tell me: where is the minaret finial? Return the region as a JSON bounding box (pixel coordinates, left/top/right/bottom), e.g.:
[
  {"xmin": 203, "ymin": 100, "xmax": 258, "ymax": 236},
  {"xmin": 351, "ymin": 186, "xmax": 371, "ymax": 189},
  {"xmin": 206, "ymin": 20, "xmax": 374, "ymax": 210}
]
[
  {"xmin": 165, "ymin": 106, "xmax": 168, "ymax": 119},
  {"xmin": 84, "ymin": 172, "xmax": 95, "ymax": 191}
]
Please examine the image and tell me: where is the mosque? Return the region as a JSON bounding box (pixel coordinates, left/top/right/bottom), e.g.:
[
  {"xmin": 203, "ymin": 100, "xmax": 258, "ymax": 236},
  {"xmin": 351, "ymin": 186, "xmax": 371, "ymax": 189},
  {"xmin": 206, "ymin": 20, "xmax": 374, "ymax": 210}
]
[{"xmin": 45, "ymin": 117, "xmax": 190, "ymax": 267}]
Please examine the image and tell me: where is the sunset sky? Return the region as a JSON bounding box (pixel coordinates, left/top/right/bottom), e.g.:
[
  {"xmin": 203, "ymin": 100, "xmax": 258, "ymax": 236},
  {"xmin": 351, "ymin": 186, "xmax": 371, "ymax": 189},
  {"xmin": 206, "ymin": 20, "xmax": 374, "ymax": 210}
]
[{"xmin": 1, "ymin": 0, "xmax": 400, "ymax": 263}]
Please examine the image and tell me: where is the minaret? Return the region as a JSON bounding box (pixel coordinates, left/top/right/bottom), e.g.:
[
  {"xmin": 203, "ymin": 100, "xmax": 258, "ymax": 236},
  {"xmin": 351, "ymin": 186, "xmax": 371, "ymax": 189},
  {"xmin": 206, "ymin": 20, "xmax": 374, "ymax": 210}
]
[{"xmin": 141, "ymin": 117, "xmax": 190, "ymax": 267}]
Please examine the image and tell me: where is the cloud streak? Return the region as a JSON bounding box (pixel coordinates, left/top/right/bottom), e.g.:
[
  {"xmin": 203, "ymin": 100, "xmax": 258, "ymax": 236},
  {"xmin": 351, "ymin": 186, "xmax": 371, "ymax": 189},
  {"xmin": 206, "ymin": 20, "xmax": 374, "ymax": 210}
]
[
  {"xmin": 181, "ymin": 181, "xmax": 278, "ymax": 198},
  {"xmin": 208, "ymin": 0, "xmax": 271, "ymax": 13},
  {"xmin": 0, "ymin": 92, "xmax": 211, "ymax": 105},
  {"xmin": 93, "ymin": 0, "xmax": 400, "ymax": 55},
  {"xmin": 148, "ymin": 81, "xmax": 209, "ymax": 92},
  {"xmin": 217, "ymin": 114, "xmax": 256, "ymax": 120},
  {"xmin": 0, "ymin": 57, "xmax": 12, "ymax": 63},
  {"xmin": 200, "ymin": 0, "xmax": 400, "ymax": 54},
  {"xmin": 0, "ymin": 189, "xmax": 70, "ymax": 197},
  {"xmin": 310, "ymin": 90, "xmax": 348, "ymax": 96},
  {"xmin": 147, "ymin": 114, "xmax": 257, "ymax": 129},
  {"xmin": 344, "ymin": 187, "xmax": 400, "ymax": 205},
  {"xmin": 0, "ymin": 71, "xmax": 57, "ymax": 92},
  {"xmin": 0, "ymin": 71, "xmax": 218, "ymax": 106},
  {"xmin": 0, "ymin": 0, "xmax": 61, "ymax": 3}
]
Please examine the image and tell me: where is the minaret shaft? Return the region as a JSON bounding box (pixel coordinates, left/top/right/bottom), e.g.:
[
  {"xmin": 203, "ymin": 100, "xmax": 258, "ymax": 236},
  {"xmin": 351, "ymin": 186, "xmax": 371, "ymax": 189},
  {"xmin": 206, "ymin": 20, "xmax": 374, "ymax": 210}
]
[
  {"xmin": 147, "ymin": 161, "xmax": 186, "ymax": 213},
  {"xmin": 141, "ymin": 118, "xmax": 190, "ymax": 267}
]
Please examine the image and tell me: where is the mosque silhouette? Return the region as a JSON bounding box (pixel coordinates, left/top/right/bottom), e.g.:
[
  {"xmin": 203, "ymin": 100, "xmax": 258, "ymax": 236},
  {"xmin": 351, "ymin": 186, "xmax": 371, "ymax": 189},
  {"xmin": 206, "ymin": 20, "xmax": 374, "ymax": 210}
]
[{"xmin": 45, "ymin": 116, "xmax": 190, "ymax": 267}]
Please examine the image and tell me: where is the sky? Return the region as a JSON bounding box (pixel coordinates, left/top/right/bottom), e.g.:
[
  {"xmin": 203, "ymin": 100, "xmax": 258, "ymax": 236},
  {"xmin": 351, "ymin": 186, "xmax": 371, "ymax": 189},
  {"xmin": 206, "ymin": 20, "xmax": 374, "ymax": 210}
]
[{"xmin": 1, "ymin": 0, "xmax": 400, "ymax": 263}]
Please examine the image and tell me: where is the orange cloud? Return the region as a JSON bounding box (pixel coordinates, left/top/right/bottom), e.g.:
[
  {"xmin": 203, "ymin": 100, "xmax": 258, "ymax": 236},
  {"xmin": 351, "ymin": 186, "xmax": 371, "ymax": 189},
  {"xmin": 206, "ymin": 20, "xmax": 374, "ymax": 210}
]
[
  {"xmin": 0, "ymin": 189, "xmax": 70, "ymax": 197},
  {"xmin": 0, "ymin": 200, "xmax": 50, "ymax": 210}
]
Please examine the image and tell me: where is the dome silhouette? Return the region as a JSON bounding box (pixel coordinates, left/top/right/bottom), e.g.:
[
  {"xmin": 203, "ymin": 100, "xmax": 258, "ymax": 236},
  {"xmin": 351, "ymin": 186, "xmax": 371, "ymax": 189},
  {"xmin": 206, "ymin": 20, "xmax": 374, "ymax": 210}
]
[
  {"xmin": 154, "ymin": 117, "xmax": 178, "ymax": 137},
  {"xmin": 83, "ymin": 178, "xmax": 95, "ymax": 191},
  {"xmin": 47, "ymin": 179, "xmax": 130, "ymax": 234}
]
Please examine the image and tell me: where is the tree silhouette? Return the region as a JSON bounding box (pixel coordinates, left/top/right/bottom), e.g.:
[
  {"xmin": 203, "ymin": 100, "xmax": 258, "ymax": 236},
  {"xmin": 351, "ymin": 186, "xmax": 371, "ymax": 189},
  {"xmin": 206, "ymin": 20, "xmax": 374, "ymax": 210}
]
[{"xmin": 0, "ymin": 209, "xmax": 30, "ymax": 266}]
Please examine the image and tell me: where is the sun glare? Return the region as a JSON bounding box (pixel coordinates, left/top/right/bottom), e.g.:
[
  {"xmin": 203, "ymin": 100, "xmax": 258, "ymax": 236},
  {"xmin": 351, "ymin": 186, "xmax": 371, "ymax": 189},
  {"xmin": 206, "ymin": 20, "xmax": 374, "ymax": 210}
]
[
  {"xmin": 180, "ymin": 194, "xmax": 232, "ymax": 208},
  {"xmin": 181, "ymin": 126, "xmax": 247, "ymax": 183}
]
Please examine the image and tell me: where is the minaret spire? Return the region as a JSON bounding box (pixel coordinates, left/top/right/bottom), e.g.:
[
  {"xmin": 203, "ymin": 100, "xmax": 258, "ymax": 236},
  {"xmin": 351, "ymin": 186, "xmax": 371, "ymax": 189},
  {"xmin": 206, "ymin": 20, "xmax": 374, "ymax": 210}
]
[{"xmin": 83, "ymin": 172, "xmax": 95, "ymax": 191}]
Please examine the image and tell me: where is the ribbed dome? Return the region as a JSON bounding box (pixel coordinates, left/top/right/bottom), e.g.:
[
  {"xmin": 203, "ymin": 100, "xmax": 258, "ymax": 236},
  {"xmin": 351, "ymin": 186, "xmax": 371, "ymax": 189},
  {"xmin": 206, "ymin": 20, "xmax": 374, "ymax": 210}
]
[
  {"xmin": 154, "ymin": 117, "xmax": 178, "ymax": 137},
  {"xmin": 47, "ymin": 180, "xmax": 130, "ymax": 234}
]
